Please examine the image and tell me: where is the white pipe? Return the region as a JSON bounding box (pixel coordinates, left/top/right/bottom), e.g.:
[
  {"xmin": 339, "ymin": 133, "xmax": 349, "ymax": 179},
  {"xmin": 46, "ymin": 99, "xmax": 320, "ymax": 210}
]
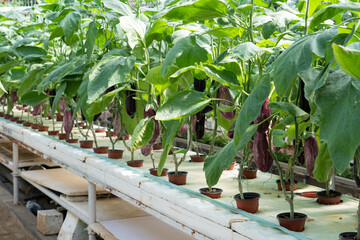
[
  {"xmin": 12, "ymin": 142, "xmax": 19, "ymax": 205},
  {"xmin": 88, "ymin": 181, "xmax": 96, "ymax": 240}
]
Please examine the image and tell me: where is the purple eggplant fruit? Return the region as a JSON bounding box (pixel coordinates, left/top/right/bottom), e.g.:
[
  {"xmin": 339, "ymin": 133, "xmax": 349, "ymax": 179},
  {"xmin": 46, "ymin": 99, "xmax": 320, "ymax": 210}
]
[
  {"xmin": 218, "ymin": 85, "xmax": 235, "ymax": 120},
  {"xmin": 304, "ymin": 136, "xmax": 318, "ymax": 177},
  {"xmin": 253, "ymin": 131, "xmax": 273, "ymax": 172}
]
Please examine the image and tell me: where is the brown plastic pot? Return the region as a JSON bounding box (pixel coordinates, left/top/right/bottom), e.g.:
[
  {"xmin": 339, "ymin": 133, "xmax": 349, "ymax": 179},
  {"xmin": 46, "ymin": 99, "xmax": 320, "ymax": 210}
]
[
  {"xmin": 82, "ymin": 125, "xmax": 88, "ymax": 129},
  {"xmin": 77, "ymin": 122, "xmax": 85, "ymax": 127},
  {"xmin": 277, "ymin": 212, "xmax": 307, "ymax": 232},
  {"xmin": 339, "ymin": 232, "xmax": 357, "ymax": 240},
  {"xmin": 316, "ymin": 190, "xmax": 342, "ymax": 205},
  {"xmin": 10, "ymin": 117, "xmax": 19, "ymax": 122},
  {"xmin": 126, "ymin": 160, "xmax": 144, "ymax": 167},
  {"xmin": 23, "ymin": 122, "xmax": 31, "ymax": 127},
  {"xmin": 234, "ymin": 192, "xmax": 261, "ymax": 213},
  {"xmin": 108, "ymin": 149, "xmax": 124, "ymax": 159},
  {"xmin": 47, "ymin": 130, "xmax": 59, "ymax": 136},
  {"xmin": 190, "ymin": 154, "xmax": 207, "ymax": 162},
  {"xmin": 4, "ymin": 114, "xmax": 11, "ymax": 119},
  {"xmin": 93, "ymin": 146, "xmax": 108, "ymax": 154},
  {"xmin": 168, "ymin": 171, "xmax": 188, "ymax": 185},
  {"xmin": 56, "ymin": 114, "xmax": 63, "ymax": 121},
  {"xmin": 119, "ymin": 134, "xmax": 130, "ymax": 140},
  {"xmin": 149, "ymin": 168, "xmax": 168, "ymax": 177},
  {"xmin": 16, "ymin": 120, "xmax": 24, "ymax": 124},
  {"xmin": 153, "ymin": 144, "xmax": 163, "ymax": 150},
  {"xmin": 79, "ymin": 140, "xmax": 94, "ymax": 149},
  {"xmin": 105, "ymin": 131, "xmax": 116, "ymax": 137},
  {"xmin": 0, "ymin": 112, "xmax": 4, "ymax": 117},
  {"xmin": 24, "ymin": 108, "xmax": 29, "ymax": 112},
  {"xmin": 95, "ymin": 128, "xmax": 106, "ymax": 133},
  {"xmin": 17, "ymin": 106, "xmax": 23, "ymax": 110},
  {"xmin": 38, "ymin": 125, "xmax": 49, "ymax": 132},
  {"xmin": 225, "ymin": 162, "xmax": 235, "ymax": 170},
  {"xmin": 66, "ymin": 138, "xmax": 78, "ymax": 144},
  {"xmin": 199, "ymin": 187, "xmax": 223, "ymax": 199},
  {"xmin": 277, "ymin": 179, "xmax": 298, "ymax": 191},
  {"xmin": 242, "ymin": 168, "xmax": 257, "ymax": 179},
  {"xmin": 31, "ymin": 123, "xmax": 38, "ymax": 130},
  {"xmin": 58, "ymin": 133, "xmax": 67, "ymax": 140}
]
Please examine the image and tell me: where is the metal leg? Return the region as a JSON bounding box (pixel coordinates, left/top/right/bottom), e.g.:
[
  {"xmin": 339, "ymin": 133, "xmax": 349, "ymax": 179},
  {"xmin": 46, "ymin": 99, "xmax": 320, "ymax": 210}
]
[
  {"xmin": 88, "ymin": 181, "xmax": 96, "ymax": 240},
  {"xmin": 12, "ymin": 142, "xmax": 19, "ymax": 204}
]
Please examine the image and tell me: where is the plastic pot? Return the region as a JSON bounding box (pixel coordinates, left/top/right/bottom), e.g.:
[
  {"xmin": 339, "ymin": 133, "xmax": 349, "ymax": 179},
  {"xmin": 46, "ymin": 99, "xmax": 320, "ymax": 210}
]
[
  {"xmin": 242, "ymin": 168, "xmax": 257, "ymax": 179},
  {"xmin": 277, "ymin": 212, "xmax": 307, "ymax": 232},
  {"xmin": 168, "ymin": 171, "xmax": 188, "ymax": 185},
  {"xmin": 119, "ymin": 134, "xmax": 130, "ymax": 140},
  {"xmin": 233, "ymin": 192, "xmax": 260, "ymax": 213},
  {"xmin": 93, "ymin": 146, "xmax": 108, "ymax": 154},
  {"xmin": 339, "ymin": 232, "xmax": 357, "ymax": 240},
  {"xmin": 126, "ymin": 160, "xmax": 144, "ymax": 167},
  {"xmin": 105, "ymin": 131, "xmax": 116, "ymax": 137},
  {"xmin": 199, "ymin": 187, "xmax": 223, "ymax": 199},
  {"xmin": 47, "ymin": 130, "xmax": 59, "ymax": 136},
  {"xmin": 79, "ymin": 140, "xmax": 94, "ymax": 149},
  {"xmin": 190, "ymin": 154, "xmax": 207, "ymax": 162},
  {"xmin": 276, "ymin": 179, "xmax": 298, "ymax": 191},
  {"xmin": 66, "ymin": 139, "xmax": 78, "ymax": 144},
  {"xmin": 31, "ymin": 123, "xmax": 38, "ymax": 130},
  {"xmin": 38, "ymin": 125, "xmax": 49, "ymax": 132},
  {"xmin": 23, "ymin": 122, "xmax": 31, "ymax": 127},
  {"xmin": 58, "ymin": 133, "xmax": 67, "ymax": 140},
  {"xmin": 225, "ymin": 162, "xmax": 235, "ymax": 171},
  {"xmin": 316, "ymin": 190, "xmax": 342, "ymax": 205},
  {"xmin": 16, "ymin": 120, "xmax": 24, "ymax": 124},
  {"xmin": 149, "ymin": 168, "xmax": 168, "ymax": 177},
  {"xmin": 108, "ymin": 149, "xmax": 124, "ymax": 159},
  {"xmin": 10, "ymin": 117, "xmax": 19, "ymax": 122},
  {"xmin": 153, "ymin": 144, "xmax": 163, "ymax": 150},
  {"xmin": 95, "ymin": 128, "xmax": 106, "ymax": 133}
]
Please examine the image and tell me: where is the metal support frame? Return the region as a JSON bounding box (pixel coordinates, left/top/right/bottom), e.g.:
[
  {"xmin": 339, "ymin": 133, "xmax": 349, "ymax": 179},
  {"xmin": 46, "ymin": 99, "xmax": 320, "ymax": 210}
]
[
  {"xmin": 88, "ymin": 181, "xmax": 96, "ymax": 240},
  {"xmin": 12, "ymin": 142, "xmax": 19, "ymax": 204}
]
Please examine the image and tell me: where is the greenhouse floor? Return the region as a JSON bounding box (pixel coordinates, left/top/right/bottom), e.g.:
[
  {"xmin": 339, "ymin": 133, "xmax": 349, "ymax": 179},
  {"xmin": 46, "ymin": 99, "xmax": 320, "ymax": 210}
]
[{"xmin": 0, "ymin": 184, "xmax": 54, "ymax": 240}]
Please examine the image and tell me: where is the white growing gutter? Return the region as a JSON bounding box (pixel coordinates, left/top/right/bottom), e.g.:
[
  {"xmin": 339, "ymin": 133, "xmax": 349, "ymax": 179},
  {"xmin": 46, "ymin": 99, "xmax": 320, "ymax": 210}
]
[{"xmin": 0, "ymin": 118, "xmax": 308, "ymax": 240}]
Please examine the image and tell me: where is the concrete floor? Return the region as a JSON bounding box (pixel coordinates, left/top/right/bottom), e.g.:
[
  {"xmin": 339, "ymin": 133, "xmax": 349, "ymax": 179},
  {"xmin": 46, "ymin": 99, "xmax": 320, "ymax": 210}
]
[{"xmin": 0, "ymin": 184, "xmax": 57, "ymax": 240}]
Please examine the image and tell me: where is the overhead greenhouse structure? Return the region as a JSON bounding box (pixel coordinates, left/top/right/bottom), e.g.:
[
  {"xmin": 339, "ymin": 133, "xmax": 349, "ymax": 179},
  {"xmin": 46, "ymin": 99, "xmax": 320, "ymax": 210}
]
[{"xmin": 0, "ymin": 0, "xmax": 360, "ymax": 239}]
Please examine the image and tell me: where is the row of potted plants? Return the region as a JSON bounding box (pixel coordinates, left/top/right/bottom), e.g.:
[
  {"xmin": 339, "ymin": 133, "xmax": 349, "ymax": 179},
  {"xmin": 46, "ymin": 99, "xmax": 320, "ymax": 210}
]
[{"xmin": 1, "ymin": 0, "xmax": 360, "ymax": 238}]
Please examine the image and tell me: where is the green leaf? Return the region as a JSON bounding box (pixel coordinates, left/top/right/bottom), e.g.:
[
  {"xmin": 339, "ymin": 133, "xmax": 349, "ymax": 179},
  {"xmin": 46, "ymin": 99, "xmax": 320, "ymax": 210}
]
[
  {"xmin": 155, "ymin": 90, "xmax": 211, "ymax": 121},
  {"xmin": 270, "ymin": 28, "xmax": 338, "ymax": 98},
  {"xmin": 267, "ymin": 102, "xmax": 308, "ymax": 117},
  {"xmin": 60, "ymin": 12, "xmax": 81, "ymax": 39},
  {"xmin": 310, "ymin": 3, "xmax": 360, "ymax": 30},
  {"xmin": 333, "ymin": 44, "xmax": 360, "ymax": 80},
  {"xmin": 234, "ymin": 75, "xmax": 271, "ymax": 147},
  {"xmin": 87, "ymin": 55, "xmax": 135, "ymax": 104},
  {"xmin": 51, "ymin": 83, "xmax": 67, "ymax": 118},
  {"xmin": 102, "ymin": 0, "xmax": 134, "ymax": 16},
  {"xmin": 119, "ymin": 16, "xmax": 146, "ymax": 49},
  {"xmin": 161, "ymin": 0, "xmax": 227, "ymax": 22},
  {"xmin": 161, "ymin": 35, "xmax": 210, "ymax": 78},
  {"xmin": 272, "ymin": 129, "xmax": 287, "ymax": 148},
  {"xmin": 0, "ymin": 61, "xmax": 16, "ymax": 75},
  {"xmin": 315, "ymin": 70, "xmax": 360, "ymax": 172},
  {"xmin": 38, "ymin": 59, "xmax": 78, "ymax": 92},
  {"xmin": 131, "ymin": 118, "xmax": 155, "ymax": 150},
  {"xmin": 202, "ymin": 64, "xmax": 241, "ymax": 89},
  {"xmin": 228, "ymin": 42, "xmax": 263, "ymax": 61},
  {"xmin": 20, "ymin": 91, "xmax": 49, "ymax": 106},
  {"xmin": 313, "ymin": 142, "xmax": 333, "ymax": 182},
  {"xmin": 86, "ymin": 87, "xmax": 124, "ymax": 116},
  {"xmin": 15, "ymin": 46, "xmax": 47, "ymax": 59},
  {"xmin": 145, "ymin": 20, "xmax": 173, "ymax": 46},
  {"xmin": 18, "ymin": 65, "xmax": 43, "ymax": 97},
  {"xmin": 205, "ymin": 27, "xmax": 240, "ymax": 39},
  {"xmin": 84, "ymin": 21, "xmax": 98, "ymax": 59},
  {"xmin": 145, "ymin": 66, "xmax": 171, "ymax": 93}
]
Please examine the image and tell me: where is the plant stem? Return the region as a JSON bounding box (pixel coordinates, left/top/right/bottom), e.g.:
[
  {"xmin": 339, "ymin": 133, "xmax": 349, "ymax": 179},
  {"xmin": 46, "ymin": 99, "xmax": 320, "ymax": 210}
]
[
  {"xmin": 238, "ymin": 164, "xmax": 244, "ymax": 199},
  {"xmin": 358, "ymin": 197, "xmax": 360, "ymax": 240},
  {"xmin": 210, "ymin": 101, "xmax": 218, "ymax": 155},
  {"xmin": 304, "ymin": 0, "xmax": 310, "ymax": 36},
  {"xmin": 150, "ymin": 152, "xmax": 156, "ymax": 169},
  {"xmin": 90, "ymin": 123, "xmax": 98, "ymax": 148},
  {"xmin": 249, "ymin": 0, "xmax": 255, "ymax": 43}
]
